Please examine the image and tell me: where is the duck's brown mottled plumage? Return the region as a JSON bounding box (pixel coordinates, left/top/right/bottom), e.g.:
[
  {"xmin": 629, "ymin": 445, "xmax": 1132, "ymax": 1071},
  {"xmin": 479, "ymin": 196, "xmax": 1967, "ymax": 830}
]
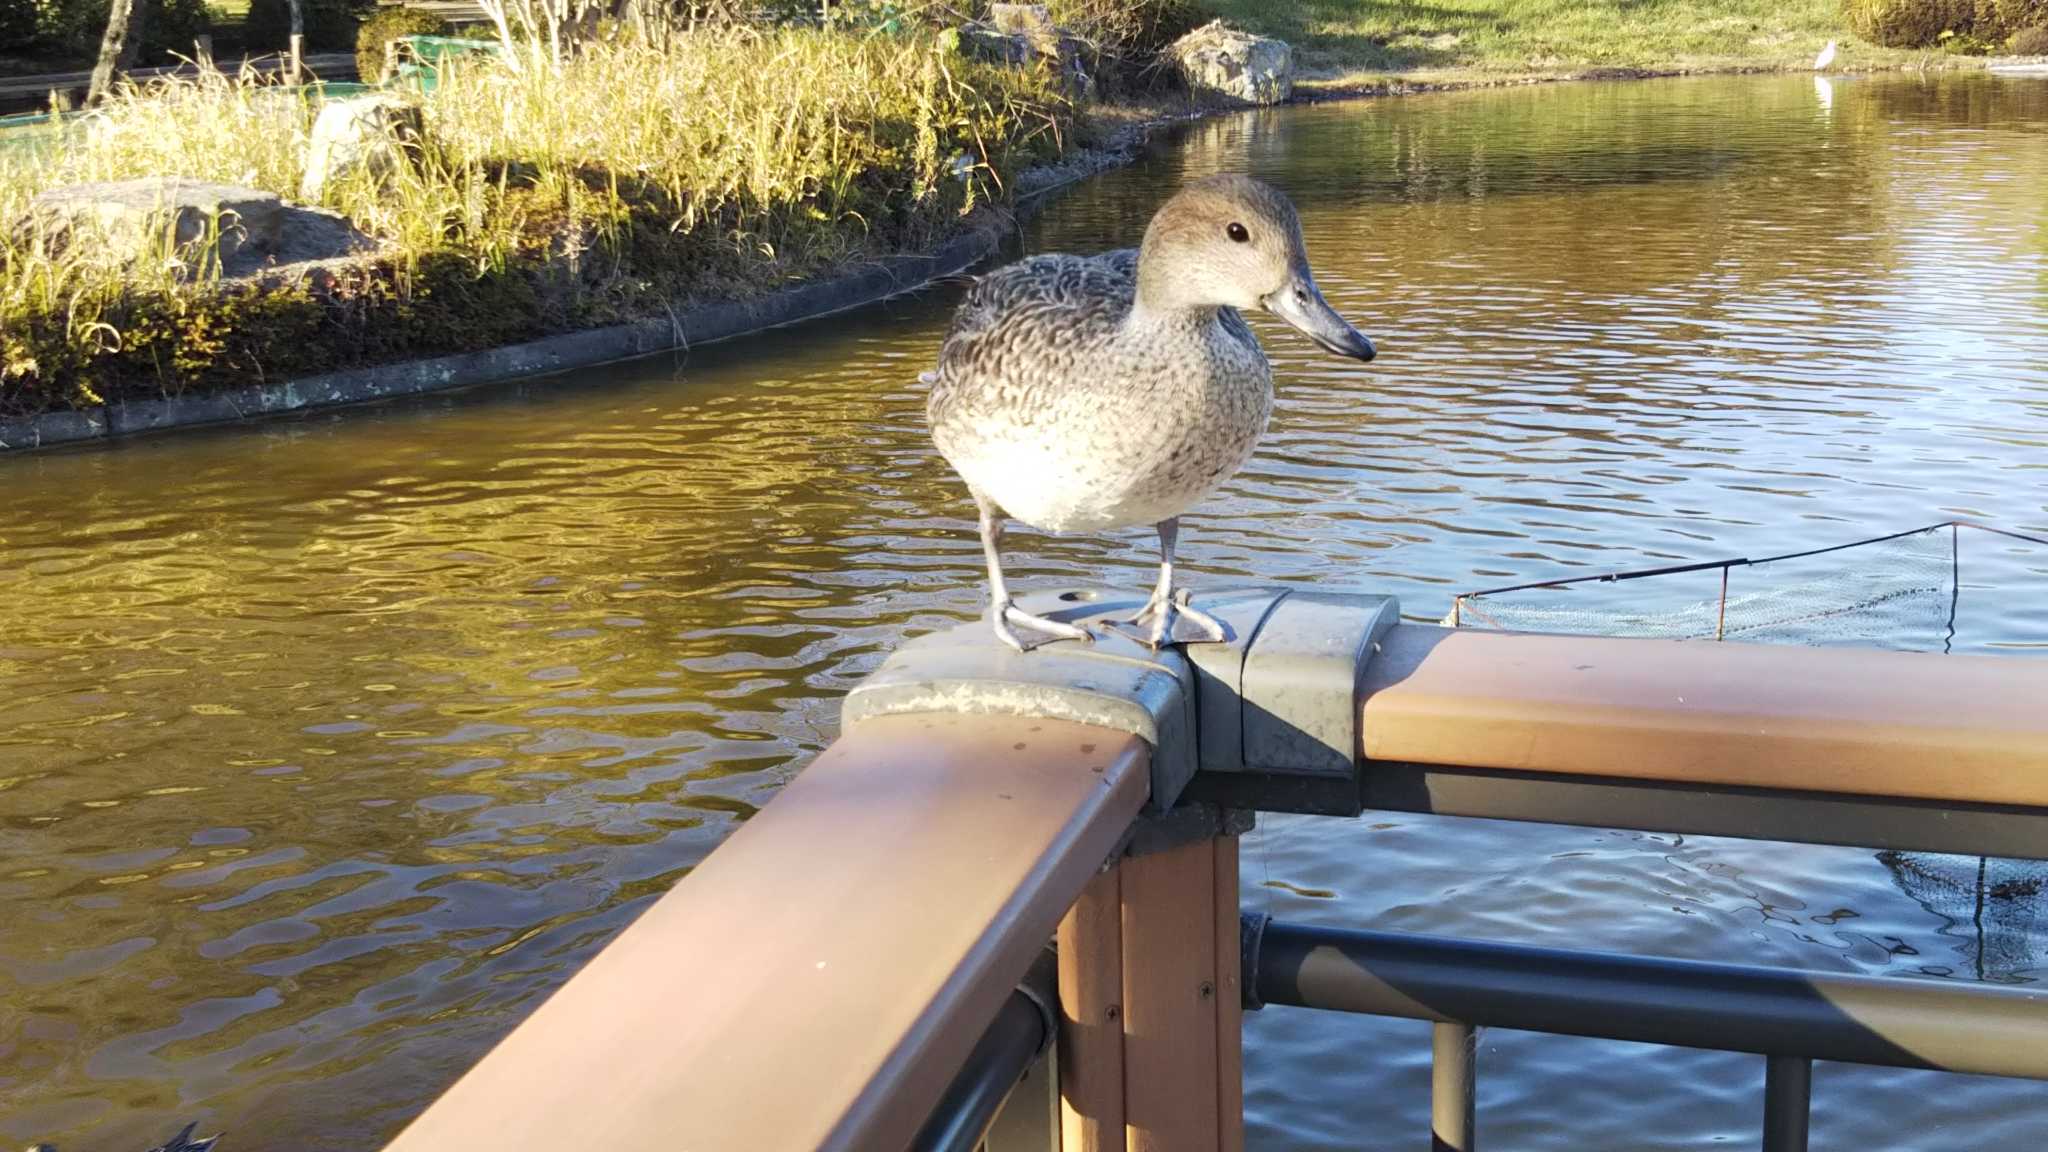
[
  {"xmin": 921, "ymin": 174, "xmax": 1375, "ymax": 650},
  {"xmin": 927, "ymin": 247, "xmax": 1269, "ymax": 533}
]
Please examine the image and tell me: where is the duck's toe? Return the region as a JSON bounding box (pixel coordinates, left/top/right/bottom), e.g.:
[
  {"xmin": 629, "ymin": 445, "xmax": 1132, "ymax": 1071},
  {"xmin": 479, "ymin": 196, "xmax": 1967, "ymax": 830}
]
[
  {"xmin": 993, "ymin": 602, "xmax": 1095, "ymax": 652},
  {"xmin": 1107, "ymin": 590, "xmax": 1231, "ymax": 650},
  {"xmin": 1165, "ymin": 590, "xmax": 1230, "ymax": 645}
]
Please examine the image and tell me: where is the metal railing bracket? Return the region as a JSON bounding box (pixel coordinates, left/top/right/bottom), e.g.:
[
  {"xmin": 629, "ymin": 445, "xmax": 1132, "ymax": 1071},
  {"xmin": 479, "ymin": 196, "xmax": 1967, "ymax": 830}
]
[
  {"xmin": 844, "ymin": 589, "xmax": 1200, "ymax": 811},
  {"xmin": 845, "ymin": 587, "xmax": 1400, "ymax": 815},
  {"xmin": 1193, "ymin": 589, "xmax": 1399, "ymax": 777}
]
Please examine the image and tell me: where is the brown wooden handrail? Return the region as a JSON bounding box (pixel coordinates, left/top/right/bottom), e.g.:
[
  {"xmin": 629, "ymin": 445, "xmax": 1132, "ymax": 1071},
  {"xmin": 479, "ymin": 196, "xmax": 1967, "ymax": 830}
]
[
  {"xmin": 1361, "ymin": 625, "xmax": 2048, "ymax": 807},
  {"xmin": 382, "ymin": 713, "xmax": 1148, "ymax": 1152}
]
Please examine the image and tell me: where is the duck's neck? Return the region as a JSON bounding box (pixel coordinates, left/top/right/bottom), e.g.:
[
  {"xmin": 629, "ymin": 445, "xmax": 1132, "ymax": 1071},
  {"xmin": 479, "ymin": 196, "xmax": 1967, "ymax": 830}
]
[
  {"xmin": 1125, "ymin": 297, "xmax": 1220, "ymax": 340},
  {"xmin": 1132, "ymin": 243, "xmax": 1211, "ymax": 317},
  {"xmin": 1130, "ymin": 269, "xmax": 1222, "ymax": 342}
]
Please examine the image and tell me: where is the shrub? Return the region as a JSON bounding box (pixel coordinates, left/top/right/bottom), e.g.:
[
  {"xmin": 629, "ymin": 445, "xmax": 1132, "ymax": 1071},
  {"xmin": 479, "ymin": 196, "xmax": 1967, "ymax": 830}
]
[
  {"xmin": 357, "ymin": 6, "xmax": 449, "ymax": 81},
  {"xmin": 28, "ymin": 0, "xmax": 104, "ymax": 57},
  {"xmin": 245, "ymin": 0, "xmax": 372, "ymax": 52},
  {"xmin": 1993, "ymin": 0, "xmax": 2048, "ymax": 34},
  {"xmin": 2014, "ymin": 23, "xmax": 2048, "ymax": 50},
  {"xmin": 1047, "ymin": 0, "xmax": 1204, "ymax": 88},
  {"xmin": 26, "ymin": 0, "xmax": 214, "ymax": 60},
  {"xmin": 1049, "ymin": 0, "xmax": 1202, "ymax": 57},
  {"xmin": 0, "ymin": 0, "xmax": 35, "ymax": 54},
  {"xmin": 150, "ymin": 0, "xmax": 215, "ymax": 57},
  {"xmin": 1841, "ymin": 0, "xmax": 1976, "ymax": 45}
]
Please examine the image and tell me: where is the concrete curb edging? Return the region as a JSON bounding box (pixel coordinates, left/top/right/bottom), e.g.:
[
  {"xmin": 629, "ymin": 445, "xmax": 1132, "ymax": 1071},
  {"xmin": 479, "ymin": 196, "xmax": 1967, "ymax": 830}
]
[{"xmin": 0, "ymin": 221, "xmax": 1006, "ymax": 453}]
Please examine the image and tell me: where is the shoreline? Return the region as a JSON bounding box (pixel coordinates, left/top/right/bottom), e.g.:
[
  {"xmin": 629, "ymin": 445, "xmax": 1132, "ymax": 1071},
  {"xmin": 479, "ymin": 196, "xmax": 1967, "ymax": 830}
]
[
  {"xmin": 0, "ymin": 93, "xmax": 1177, "ymax": 454},
  {"xmin": 0, "ymin": 54, "xmax": 2027, "ymax": 454},
  {"xmin": 0, "ymin": 221, "xmax": 1013, "ymax": 451}
]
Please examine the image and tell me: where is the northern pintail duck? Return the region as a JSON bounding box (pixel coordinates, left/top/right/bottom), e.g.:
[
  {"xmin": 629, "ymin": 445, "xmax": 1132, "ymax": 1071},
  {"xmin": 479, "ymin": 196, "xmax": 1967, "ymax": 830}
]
[{"xmin": 925, "ymin": 174, "xmax": 1376, "ymax": 651}]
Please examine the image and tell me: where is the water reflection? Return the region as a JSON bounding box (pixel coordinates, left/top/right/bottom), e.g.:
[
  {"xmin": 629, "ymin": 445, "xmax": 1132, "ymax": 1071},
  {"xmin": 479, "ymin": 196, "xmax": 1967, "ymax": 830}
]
[{"xmin": 3, "ymin": 74, "xmax": 2047, "ymax": 1150}]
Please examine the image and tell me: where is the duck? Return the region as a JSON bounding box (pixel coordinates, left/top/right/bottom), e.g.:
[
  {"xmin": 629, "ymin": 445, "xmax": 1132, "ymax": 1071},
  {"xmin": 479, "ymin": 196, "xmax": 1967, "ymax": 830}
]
[{"xmin": 924, "ymin": 174, "xmax": 1376, "ymax": 651}]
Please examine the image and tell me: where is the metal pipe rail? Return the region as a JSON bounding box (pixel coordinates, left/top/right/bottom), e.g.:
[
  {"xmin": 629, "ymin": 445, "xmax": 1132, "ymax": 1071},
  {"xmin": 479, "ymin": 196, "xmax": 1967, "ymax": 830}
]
[
  {"xmin": 1248, "ymin": 917, "xmax": 2048, "ymax": 1151},
  {"xmin": 911, "ymin": 949, "xmax": 1058, "ymax": 1152}
]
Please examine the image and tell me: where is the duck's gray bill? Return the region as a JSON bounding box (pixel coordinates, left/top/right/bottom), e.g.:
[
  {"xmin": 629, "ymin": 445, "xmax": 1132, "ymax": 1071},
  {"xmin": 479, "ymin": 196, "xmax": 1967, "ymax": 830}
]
[{"xmin": 1264, "ymin": 278, "xmax": 1376, "ymax": 361}]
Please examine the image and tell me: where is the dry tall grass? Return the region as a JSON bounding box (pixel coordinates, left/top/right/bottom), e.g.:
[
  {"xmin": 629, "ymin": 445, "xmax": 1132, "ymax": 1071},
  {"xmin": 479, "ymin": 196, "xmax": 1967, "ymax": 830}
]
[{"xmin": 0, "ymin": 27, "xmax": 1072, "ymax": 413}]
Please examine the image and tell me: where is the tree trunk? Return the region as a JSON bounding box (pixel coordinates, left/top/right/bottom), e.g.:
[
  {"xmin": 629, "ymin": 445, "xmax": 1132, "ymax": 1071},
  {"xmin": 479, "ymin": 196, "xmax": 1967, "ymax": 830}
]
[
  {"xmin": 117, "ymin": 0, "xmax": 149, "ymax": 66},
  {"xmin": 86, "ymin": 0, "xmax": 139, "ymax": 104},
  {"xmin": 286, "ymin": 0, "xmax": 304, "ymax": 83}
]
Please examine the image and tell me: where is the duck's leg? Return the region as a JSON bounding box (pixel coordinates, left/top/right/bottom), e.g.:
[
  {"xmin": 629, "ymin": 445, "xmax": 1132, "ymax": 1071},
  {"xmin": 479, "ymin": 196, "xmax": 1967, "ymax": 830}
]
[
  {"xmin": 1111, "ymin": 518, "xmax": 1229, "ymax": 649},
  {"xmin": 975, "ymin": 489, "xmax": 1092, "ymax": 653}
]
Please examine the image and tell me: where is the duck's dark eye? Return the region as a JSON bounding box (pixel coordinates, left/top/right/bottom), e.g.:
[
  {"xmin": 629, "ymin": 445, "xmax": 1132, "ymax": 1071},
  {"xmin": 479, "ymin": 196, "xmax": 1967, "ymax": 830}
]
[{"xmin": 1226, "ymin": 222, "xmax": 1250, "ymax": 243}]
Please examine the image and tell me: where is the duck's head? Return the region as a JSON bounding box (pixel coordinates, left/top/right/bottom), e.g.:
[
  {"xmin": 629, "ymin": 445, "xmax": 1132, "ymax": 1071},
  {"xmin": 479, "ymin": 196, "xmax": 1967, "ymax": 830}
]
[{"xmin": 1135, "ymin": 174, "xmax": 1376, "ymax": 361}]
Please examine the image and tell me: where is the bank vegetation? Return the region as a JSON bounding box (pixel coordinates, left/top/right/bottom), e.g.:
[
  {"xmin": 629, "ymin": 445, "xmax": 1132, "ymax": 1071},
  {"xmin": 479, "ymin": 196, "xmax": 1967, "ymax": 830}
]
[{"xmin": 0, "ymin": 20, "xmax": 1081, "ymax": 417}]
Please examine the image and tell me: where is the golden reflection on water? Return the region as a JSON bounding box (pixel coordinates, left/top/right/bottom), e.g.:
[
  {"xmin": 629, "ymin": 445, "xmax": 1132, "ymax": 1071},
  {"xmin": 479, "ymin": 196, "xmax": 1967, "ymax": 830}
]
[{"xmin": 3, "ymin": 74, "xmax": 2047, "ymax": 1150}]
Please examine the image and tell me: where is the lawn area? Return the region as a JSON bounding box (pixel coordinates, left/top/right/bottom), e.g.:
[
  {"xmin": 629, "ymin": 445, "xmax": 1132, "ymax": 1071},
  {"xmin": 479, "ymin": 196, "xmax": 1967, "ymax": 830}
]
[{"xmin": 1204, "ymin": 0, "xmax": 1901, "ymax": 82}]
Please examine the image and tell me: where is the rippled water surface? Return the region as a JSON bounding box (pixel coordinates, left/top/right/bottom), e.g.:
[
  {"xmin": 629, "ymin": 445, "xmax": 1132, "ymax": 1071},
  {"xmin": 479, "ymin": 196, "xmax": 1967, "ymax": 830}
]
[{"xmin": 5, "ymin": 74, "xmax": 2048, "ymax": 1149}]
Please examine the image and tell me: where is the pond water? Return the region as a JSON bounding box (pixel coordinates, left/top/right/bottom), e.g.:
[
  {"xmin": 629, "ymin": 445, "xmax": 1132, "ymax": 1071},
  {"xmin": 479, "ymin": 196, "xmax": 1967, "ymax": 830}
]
[{"xmin": 4, "ymin": 73, "xmax": 2048, "ymax": 1150}]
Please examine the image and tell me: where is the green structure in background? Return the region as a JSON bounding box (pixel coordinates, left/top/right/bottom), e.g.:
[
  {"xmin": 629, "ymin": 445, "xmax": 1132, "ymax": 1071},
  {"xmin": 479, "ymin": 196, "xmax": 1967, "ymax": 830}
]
[{"xmin": 384, "ymin": 34, "xmax": 501, "ymax": 92}]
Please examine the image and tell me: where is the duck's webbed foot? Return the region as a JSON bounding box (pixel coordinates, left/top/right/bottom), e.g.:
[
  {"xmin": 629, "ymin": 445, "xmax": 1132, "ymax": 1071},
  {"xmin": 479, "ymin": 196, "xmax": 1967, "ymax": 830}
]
[
  {"xmin": 1105, "ymin": 518, "xmax": 1231, "ymax": 650},
  {"xmin": 992, "ymin": 600, "xmax": 1095, "ymax": 653},
  {"xmin": 1106, "ymin": 588, "xmax": 1229, "ymax": 650}
]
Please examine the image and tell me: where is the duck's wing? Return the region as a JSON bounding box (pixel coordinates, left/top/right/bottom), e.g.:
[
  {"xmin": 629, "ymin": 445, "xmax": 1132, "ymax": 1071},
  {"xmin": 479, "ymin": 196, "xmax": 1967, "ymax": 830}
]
[{"xmin": 927, "ymin": 250, "xmax": 1137, "ymax": 396}]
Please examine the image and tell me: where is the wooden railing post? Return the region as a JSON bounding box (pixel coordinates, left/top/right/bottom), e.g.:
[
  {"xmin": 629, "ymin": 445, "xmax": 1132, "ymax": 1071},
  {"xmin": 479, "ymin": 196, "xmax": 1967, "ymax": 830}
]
[
  {"xmin": 1056, "ymin": 832, "xmax": 1243, "ymax": 1152},
  {"xmin": 1213, "ymin": 834, "xmax": 1245, "ymax": 1152},
  {"xmin": 1058, "ymin": 866, "xmax": 1125, "ymax": 1151}
]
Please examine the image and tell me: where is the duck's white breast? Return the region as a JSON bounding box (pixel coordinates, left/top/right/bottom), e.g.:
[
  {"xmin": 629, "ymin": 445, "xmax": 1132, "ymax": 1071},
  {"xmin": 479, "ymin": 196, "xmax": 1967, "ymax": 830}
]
[
  {"xmin": 938, "ymin": 330, "xmax": 1272, "ymax": 533},
  {"xmin": 927, "ymin": 250, "xmax": 1275, "ymax": 533}
]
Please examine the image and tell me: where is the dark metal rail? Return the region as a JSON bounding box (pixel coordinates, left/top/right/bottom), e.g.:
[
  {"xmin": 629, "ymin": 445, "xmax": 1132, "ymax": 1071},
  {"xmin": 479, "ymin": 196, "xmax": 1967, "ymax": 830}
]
[
  {"xmin": 1189, "ymin": 760, "xmax": 2048, "ymax": 858},
  {"xmin": 1246, "ymin": 916, "xmax": 2048, "ymax": 1152},
  {"xmin": 912, "ymin": 952, "xmax": 1058, "ymax": 1152},
  {"xmin": 1357, "ymin": 762, "xmax": 2048, "ymax": 860}
]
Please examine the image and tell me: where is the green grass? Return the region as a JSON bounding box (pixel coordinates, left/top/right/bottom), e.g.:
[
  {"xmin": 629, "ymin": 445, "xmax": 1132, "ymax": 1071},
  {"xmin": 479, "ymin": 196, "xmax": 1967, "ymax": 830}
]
[{"xmin": 1201, "ymin": 0, "xmax": 1918, "ymax": 80}]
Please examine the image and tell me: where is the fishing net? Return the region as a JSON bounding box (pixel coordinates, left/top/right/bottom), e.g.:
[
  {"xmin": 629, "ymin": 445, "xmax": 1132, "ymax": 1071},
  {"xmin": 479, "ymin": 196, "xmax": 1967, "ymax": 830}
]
[
  {"xmin": 1878, "ymin": 852, "xmax": 2048, "ymax": 982},
  {"xmin": 1447, "ymin": 521, "xmax": 2048, "ymax": 655},
  {"xmin": 1447, "ymin": 520, "xmax": 2048, "ymax": 981}
]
